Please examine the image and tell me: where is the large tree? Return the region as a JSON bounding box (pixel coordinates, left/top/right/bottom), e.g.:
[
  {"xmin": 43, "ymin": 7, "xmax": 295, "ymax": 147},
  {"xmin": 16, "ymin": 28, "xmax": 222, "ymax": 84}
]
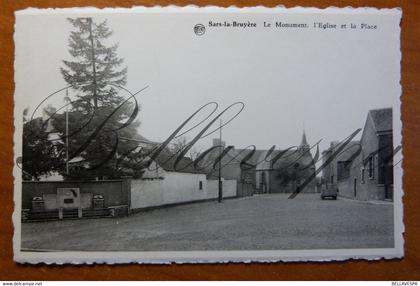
[
  {"xmin": 61, "ymin": 18, "xmax": 127, "ymax": 109},
  {"xmin": 55, "ymin": 17, "xmax": 143, "ymax": 180}
]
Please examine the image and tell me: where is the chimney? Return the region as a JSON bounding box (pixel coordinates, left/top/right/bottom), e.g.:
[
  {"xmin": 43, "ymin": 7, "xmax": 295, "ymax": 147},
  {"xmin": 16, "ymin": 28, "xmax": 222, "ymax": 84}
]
[
  {"xmin": 42, "ymin": 104, "xmax": 56, "ymax": 121},
  {"xmin": 212, "ymin": 138, "xmax": 226, "ymax": 148},
  {"xmin": 42, "ymin": 104, "xmax": 57, "ymax": 132}
]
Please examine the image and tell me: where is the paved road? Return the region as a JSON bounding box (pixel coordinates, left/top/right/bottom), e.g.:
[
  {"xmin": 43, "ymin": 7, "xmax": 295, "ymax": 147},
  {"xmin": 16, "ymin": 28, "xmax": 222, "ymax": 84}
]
[{"xmin": 21, "ymin": 194, "xmax": 394, "ymax": 251}]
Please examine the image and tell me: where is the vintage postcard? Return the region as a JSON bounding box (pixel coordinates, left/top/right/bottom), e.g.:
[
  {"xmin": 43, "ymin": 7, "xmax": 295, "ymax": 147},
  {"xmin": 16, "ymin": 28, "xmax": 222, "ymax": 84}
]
[{"xmin": 13, "ymin": 6, "xmax": 403, "ymax": 264}]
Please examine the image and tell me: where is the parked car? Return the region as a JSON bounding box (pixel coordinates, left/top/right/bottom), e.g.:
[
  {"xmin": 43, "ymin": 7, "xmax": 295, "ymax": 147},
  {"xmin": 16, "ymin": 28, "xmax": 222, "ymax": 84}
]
[{"xmin": 321, "ymin": 185, "xmax": 338, "ymax": 200}]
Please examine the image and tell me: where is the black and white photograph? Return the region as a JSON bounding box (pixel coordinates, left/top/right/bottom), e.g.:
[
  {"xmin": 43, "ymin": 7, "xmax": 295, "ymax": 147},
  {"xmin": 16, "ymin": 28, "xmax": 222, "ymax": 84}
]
[{"xmin": 13, "ymin": 7, "xmax": 403, "ymax": 263}]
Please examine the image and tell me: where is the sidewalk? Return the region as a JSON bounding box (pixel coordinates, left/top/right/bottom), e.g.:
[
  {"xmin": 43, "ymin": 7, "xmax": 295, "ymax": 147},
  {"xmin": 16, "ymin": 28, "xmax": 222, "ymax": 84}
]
[{"xmin": 338, "ymin": 196, "xmax": 393, "ymax": 205}]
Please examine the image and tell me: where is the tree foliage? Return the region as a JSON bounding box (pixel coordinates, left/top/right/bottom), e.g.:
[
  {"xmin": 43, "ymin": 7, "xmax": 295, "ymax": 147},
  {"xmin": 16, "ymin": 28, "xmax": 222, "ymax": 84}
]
[
  {"xmin": 54, "ymin": 17, "xmax": 142, "ymax": 180},
  {"xmin": 169, "ymin": 136, "xmax": 203, "ymax": 161},
  {"xmin": 52, "ymin": 106, "xmax": 144, "ymax": 180},
  {"xmin": 22, "ymin": 109, "xmax": 64, "ymax": 180},
  {"xmin": 21, "ymin": 18, "xmax": 144, "ymax": 181},
  {"xmin": 61, "ymin": 18, "xmax": 127, "ymax": 109}
]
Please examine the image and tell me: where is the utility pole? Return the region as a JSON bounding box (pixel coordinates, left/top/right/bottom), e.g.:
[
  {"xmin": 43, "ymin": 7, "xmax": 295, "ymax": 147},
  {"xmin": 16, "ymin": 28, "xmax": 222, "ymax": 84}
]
[
  {"xmin": 65, "ymin": 88, "xmax": 70, "ymax": 175},
  {"xmin": 218, "ymin": 118, "xmax": 223, "ymax": 203}
]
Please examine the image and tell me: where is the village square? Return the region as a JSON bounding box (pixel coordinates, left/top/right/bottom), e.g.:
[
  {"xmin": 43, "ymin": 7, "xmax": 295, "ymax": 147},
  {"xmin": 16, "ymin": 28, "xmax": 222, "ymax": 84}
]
[{"xmin": 18, "ymin": 16, "xmax": 397, "ymax": 252}]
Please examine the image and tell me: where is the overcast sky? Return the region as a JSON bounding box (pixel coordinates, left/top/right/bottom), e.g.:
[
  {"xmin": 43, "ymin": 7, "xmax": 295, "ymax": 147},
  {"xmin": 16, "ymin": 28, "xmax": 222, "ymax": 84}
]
[{"xmin": 15, "ymin": 9, "xmax": 401, "ymax": 154}]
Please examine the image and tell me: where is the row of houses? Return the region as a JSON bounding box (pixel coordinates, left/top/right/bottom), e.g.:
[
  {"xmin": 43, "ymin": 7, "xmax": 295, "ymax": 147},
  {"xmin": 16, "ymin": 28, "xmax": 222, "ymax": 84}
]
[
  {"xmin": 119, "ymin": 130, "xmax": 318, "ymax": 198},
  {"xmin": 321, "ymin": 108, "xmax": 394, "ymax": 201},
  {"xmin": 134, "ymin": 106, "xmax": 395, "ymax": 202},
  {"xmin": 198, "ymin": 133, "xmax": 318, "ymax": 196}
]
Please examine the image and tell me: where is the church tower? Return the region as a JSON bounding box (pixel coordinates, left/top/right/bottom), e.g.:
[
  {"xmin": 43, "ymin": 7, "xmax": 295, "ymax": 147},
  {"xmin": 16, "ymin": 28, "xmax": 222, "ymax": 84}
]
[
  {"xmin": 299, "ymin": 130, "xmax": 310, "ymax": 154},
  {"xmin": 297, "ymin": 129, "xmax": 317, "ymax": 193}
]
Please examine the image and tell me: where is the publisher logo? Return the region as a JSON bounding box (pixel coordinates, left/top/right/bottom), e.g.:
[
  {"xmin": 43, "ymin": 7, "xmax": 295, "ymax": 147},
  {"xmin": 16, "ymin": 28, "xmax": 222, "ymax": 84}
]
[{"xmin": 194, "ymin": 24, "xmax": 206, "ymax": 36}]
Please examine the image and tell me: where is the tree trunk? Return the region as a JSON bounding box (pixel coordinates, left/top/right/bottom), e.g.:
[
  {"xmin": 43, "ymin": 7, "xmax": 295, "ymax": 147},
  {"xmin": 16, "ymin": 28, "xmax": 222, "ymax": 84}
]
[{"xmin": 87, "ymin": 18, "xmax": 98, "ymax": 109}]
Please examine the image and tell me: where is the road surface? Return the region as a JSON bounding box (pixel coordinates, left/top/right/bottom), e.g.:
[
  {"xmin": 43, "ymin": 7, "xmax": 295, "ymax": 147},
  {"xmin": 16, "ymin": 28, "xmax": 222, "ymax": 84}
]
[{"xmin": 21, "ymin": 193, "xmax": 394, "ymax": 251}]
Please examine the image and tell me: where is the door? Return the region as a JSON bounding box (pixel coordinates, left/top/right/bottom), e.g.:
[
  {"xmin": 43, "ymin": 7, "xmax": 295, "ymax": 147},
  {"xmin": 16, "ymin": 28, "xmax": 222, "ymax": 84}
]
[
  {"xmin": 353, "ymin": 178, "xmax": 357, "ymax": 197},
  {"xmin": 384, "ymin": 162, "xmax": 393, "ymax": 200},
  {"xmin": 384, "ymin": 183, "xmax": 393, "ymax": 200},
  {"xmin": 260, "ymin": 172, "xmax": 267, "ymax": 194}
]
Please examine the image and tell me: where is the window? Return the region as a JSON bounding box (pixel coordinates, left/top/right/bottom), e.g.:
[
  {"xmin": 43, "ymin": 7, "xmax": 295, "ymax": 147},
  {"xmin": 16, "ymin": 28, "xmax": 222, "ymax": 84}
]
[
  {"xmin": 361, "ymin": 168, "xmax": 365, "ymax": 184},
  {"xmin": 199, "ymin": 181, "xmax": 203, "ymax": 190},
  {"xmin": 378, "ymin": 134, "xmax": 393, "ymax": 185},
  {"xmin": 337, "ymin": 161, "xmax": 351, "ymax": 181},
  {"xmin": 368, "ymin": 156, "xmax": 375, "ymax": 179}
]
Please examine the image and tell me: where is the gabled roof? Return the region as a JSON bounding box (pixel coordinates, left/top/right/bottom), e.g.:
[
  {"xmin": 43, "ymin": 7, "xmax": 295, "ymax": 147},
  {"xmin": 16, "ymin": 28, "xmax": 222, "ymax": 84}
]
[
  {"xmin": 197, "ymin": 146, "xmax": 266, "ymax": 170},
  {"xmin": 368, "ymin": 108, "xmax": 392, "ymax": 133},
  {"xmin": 256, "ymin": 148, "xmax": 315, "ymax": 170},
  {"xmin": 225, "ymin": 149, "xmax": 267, "ymax": 166},
  {"xmin": 119, "ymin": 133, "xmax": 160, "ymax": 146},
  {"xmin": 324, "ymin": 141, "xmax": 361, "ymax": 161},
  {"xmin": 128, "ymin": 136, "xmax": 207, "ymax": 174},
  {"xmin": 153, "ymin": 149, "xmax": 207, "ymax": 174}
]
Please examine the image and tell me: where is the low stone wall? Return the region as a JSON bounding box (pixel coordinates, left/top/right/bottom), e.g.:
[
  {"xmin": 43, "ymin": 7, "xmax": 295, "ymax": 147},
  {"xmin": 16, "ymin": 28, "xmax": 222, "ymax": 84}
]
[
  {"xmin": 206, "ymin": 179, "xmax": 237, "ymax": 199},
  {"xmin": 23, "ymin": 175, "xmax": 238, "ymax": 216},
  {"xmin": 22, "ymin": 179, "xmax": 130, "ymax": 210},
  {"xmin": 131, "ymin": 174, "xmax": 237, "ymax": 210}
]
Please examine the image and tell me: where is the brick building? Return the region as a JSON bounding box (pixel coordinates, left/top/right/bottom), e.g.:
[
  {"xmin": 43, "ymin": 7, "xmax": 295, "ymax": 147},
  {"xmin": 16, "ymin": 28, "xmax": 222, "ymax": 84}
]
[
  {"xmin": 322, "ymin": 108, "xmax": 394, "ymax": 201},
  {"xmin": 255, "ymin": 131, "xmax": 317, "ymax": 194},
  {"xmin": 199, "ymin": 138, "xmax": 265, "ymax": 197}
]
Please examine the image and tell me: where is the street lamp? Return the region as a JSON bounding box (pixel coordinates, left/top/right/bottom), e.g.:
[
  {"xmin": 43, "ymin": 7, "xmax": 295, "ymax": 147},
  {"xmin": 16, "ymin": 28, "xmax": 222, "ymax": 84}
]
[
  {"xmin": 64, "ymin": 88, "xmax": 71, "ymax": 175},
  {"xmin": 218, "ymin": 118, "xmax": 223, "ymax": 203}
]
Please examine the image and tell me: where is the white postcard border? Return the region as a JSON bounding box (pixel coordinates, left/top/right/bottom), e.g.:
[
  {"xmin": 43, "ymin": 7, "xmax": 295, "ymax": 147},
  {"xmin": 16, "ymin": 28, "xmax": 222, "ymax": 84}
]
[{"xmin": 12, "ymin": 5, "xmax": 403, "ymax": 264}]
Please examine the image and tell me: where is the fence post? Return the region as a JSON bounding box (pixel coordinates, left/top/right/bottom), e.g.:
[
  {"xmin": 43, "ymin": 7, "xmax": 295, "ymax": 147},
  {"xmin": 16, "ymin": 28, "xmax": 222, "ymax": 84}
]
[
  {"xmin": 121, "ymin": 176, "xmax": 132, "ymax": 215},
  {"xmin": 58, "ymin": 207, "xmax": 63, "ymax": 220},
  {"xmin": 78, "ymin": 206, "xmax": 82, "ymax": 218}
]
